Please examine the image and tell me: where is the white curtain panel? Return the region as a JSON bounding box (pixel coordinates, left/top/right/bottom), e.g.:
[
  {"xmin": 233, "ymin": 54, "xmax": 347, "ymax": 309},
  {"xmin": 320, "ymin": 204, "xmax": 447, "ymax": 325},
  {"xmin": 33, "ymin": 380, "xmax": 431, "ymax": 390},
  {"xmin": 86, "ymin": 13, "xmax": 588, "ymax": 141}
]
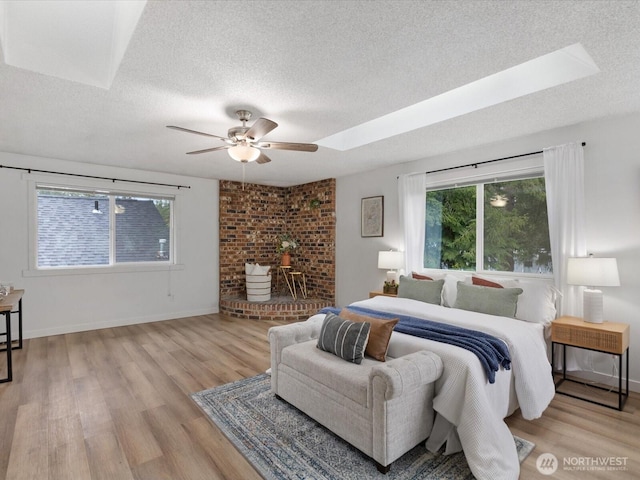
[
  {"xmin": 544, "ymin": 142, "xmax": 588, "ymax": 370},
  {"xmin": 398, "ymin": 173, "xmax": 427, "ymax": 274},
  {"xmin": 543, "ymin": 142, "xmax": 587, "ymax": 315}
]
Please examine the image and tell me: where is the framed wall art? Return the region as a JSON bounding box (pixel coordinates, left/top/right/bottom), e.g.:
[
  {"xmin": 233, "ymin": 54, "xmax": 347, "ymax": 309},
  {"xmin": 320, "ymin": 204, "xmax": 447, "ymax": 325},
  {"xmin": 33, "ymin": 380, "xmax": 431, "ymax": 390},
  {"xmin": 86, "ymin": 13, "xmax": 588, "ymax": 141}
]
[{"xmin": 361, "ymin": 196, "xmax": 384, "ymax": 237}]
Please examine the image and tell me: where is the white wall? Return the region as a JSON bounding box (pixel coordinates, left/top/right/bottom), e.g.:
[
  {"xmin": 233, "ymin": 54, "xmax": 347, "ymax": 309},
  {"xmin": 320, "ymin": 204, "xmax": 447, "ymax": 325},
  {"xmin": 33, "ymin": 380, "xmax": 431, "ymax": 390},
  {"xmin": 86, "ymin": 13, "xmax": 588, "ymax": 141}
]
[
  {"xmin": 0, "ymin": 152, "xmax": 219, "ymax": 338},
  {"xmin": 336, "ymin": 112, "xmax": 640, "ymax": 390}
]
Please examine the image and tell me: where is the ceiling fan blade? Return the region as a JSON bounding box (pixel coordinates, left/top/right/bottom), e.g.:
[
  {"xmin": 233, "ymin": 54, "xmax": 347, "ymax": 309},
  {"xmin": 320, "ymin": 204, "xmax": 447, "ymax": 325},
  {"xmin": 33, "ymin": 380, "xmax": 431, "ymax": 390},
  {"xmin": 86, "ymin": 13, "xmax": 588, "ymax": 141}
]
[
  {"xmin": 186, "ymin": 145, "xmax": 230, "ymax": 155},
  {"xmin": 256, "ymin": 151, "xmax": 272, "ymax": 164},
  {"xmin": 245, "ymin": 118, "xmax": 278, "ymax": 141},
  {"xmin": 167, "ymin": 125, "xmax": 228, "ymax": 141},
  {"xmin": 258, "ymin": 141, "xmax": 318, "ymax": 152}
]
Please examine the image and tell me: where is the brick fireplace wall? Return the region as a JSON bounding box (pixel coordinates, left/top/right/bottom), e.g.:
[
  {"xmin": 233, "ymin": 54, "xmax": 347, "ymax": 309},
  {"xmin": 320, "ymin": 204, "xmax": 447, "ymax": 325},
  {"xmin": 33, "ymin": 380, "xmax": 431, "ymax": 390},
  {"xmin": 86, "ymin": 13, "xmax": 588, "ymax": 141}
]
[{"xmin": 219, "ymin": 178, "xmax": 336, "ymax": 302}]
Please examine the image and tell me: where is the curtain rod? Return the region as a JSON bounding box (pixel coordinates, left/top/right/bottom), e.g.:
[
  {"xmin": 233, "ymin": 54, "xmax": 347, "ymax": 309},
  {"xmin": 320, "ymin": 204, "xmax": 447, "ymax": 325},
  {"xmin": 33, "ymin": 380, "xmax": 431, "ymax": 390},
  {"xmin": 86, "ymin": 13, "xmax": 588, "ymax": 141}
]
[
  {"xmin": 421, "ymin": 142, "xmax": 586, "ymax": 176},
  {"xmin": 0, "ymin": 164, "xmax": 191, "ymax": 189}
]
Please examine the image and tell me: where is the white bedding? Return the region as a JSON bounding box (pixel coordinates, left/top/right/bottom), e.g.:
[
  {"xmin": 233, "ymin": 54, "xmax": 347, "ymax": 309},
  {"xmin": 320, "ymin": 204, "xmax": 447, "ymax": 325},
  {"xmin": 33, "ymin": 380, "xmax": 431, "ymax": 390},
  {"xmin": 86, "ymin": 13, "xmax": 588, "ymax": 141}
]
[{"xmin": 339, "ymin": 296, "xmax": 556, "ymax": 480}]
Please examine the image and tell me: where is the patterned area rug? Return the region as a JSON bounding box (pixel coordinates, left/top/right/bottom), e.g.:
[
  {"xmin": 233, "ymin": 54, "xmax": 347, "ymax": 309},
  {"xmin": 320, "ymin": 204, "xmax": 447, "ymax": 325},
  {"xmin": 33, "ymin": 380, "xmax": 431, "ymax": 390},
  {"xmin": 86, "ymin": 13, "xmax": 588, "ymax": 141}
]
[{"xmin": 191, "ymin": 374, "xmax": 534, "ymax": 480}]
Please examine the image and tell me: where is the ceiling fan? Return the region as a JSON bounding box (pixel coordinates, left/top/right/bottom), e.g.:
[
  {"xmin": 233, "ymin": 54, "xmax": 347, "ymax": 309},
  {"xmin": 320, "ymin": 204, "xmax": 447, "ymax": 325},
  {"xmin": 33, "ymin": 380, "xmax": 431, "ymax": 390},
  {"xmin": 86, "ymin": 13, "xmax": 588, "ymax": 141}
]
[{"xmin": 167, "ymin": 110, "xmax": 318, "ymax": 164}]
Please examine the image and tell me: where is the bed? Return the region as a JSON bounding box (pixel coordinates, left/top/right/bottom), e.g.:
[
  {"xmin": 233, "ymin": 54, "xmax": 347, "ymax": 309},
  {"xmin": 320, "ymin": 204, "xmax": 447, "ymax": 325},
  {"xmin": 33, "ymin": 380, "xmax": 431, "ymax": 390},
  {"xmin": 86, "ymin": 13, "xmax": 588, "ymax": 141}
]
[{"xmin": 302, "ymin": 275, "xmax": 557, "ymax": 480}]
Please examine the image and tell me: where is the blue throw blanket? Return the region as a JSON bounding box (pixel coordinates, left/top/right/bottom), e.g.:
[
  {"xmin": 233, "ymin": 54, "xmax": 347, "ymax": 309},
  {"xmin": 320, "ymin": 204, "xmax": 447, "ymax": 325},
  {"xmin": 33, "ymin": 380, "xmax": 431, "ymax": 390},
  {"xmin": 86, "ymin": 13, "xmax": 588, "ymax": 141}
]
[{"xmin": 320, "ymin": 306, "xmax": 510, "ymax": 384}]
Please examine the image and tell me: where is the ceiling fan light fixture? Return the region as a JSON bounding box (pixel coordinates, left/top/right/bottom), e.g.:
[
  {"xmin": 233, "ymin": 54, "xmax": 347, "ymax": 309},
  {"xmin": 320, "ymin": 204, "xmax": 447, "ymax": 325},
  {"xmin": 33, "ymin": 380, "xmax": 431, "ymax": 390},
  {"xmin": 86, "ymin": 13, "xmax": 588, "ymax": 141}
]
[
  {"xmin": 228, "ymin": 144, "xmax": 260, "ymax": 162},
  {"xmin": 490, "ymin": 194, "xmax": 508, "ymax": 207},
  {"xmin": 169, "ymin": 110, "xmax": 316, "ymax": 166}
]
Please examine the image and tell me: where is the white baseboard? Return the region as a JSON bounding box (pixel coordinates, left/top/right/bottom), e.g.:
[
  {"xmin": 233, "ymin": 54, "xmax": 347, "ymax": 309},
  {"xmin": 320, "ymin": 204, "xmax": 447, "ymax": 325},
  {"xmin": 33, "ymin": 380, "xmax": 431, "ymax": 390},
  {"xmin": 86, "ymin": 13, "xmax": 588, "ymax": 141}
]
[
  {"xmin": 23, "ymin": 305, "xmax": 220, "ymax": 339},
  {"xmin": 560, "ymin": 369, "xmax": 640, "ymax": 394}
]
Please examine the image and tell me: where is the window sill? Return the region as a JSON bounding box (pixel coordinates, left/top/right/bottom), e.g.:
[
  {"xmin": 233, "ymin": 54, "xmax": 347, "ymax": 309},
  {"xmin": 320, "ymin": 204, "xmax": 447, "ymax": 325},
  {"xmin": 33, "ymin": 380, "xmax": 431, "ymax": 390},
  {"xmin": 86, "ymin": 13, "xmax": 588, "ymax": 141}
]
[
  {"xmin": 420, "ymin": 269, "xmax": 554, "ymax": 280},
  {"xmin": 23, "ymin": 263, "xmax": 185, "ymax": 277}
]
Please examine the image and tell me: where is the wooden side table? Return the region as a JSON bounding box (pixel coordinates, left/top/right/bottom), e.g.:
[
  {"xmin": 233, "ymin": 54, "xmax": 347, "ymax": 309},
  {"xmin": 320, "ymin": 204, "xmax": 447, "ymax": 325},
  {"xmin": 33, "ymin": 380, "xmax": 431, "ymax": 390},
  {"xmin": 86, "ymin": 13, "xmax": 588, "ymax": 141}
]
[
  {"xmin": 551, "ymin": 315, "xmax": 629, "ymax": 410},
  {"xmin": 369, "ymin": 291, "xmax": 398, "ymax": 298},
  {"xmin": 0, "ymin": 289, "xmax": 24, "ymax": 383}
]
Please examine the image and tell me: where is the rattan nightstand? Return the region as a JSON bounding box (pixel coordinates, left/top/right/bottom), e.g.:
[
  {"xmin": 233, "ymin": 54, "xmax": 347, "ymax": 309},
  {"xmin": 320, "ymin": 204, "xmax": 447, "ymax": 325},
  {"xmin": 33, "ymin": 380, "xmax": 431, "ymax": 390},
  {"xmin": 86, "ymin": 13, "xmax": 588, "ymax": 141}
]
[{"xmin": 551, "ymin": 316, "xmax": 629, "ymax": 410}]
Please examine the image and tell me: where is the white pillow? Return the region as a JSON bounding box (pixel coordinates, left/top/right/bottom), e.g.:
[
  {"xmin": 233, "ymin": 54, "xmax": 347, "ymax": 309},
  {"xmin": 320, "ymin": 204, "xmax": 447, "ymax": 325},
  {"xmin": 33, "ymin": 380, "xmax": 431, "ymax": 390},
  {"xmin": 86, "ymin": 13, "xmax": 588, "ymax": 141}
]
[
  {"xmin": 442, "ymin": 273, "xmax": 471, "ymax": 307},
  {"xmin": 245, "ymin": 263, "xmax": 271, "ymax": 275},
  {"xmin": 254, "ymin": 263, "xmax": 271, "ymax": 275},
  {"xmin": 514, "ymin": 281, "xmax": 559, "ymax": 325}
]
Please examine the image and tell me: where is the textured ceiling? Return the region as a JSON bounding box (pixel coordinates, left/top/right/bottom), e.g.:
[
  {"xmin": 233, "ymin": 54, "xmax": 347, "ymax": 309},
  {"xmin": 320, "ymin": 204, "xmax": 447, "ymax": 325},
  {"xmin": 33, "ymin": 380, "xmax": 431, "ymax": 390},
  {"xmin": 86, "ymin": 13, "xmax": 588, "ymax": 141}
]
[{"xmin": 1, "ymin": 0, "xmax": 640, "ymax": 187}]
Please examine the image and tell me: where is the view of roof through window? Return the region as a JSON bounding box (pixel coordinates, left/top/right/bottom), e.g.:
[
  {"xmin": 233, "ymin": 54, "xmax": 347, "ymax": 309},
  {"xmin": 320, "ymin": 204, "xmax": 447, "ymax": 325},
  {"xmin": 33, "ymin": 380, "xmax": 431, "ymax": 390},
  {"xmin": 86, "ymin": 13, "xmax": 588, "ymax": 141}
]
[{"xmin": 36, "ymin": 187, "xmax": 173, "ymax": 267}]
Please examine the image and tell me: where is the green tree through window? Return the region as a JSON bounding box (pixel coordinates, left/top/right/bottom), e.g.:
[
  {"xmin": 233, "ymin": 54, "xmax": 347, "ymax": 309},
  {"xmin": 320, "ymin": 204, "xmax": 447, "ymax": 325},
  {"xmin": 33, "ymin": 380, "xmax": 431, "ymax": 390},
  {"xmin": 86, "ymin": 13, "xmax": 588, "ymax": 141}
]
[
  {"xmin": 424, "ymin": 177, "xmax": 552, "ymax": 274},
  {"xmin": 425, "ymin": 186, "xmax": 476, "ymax": 270},
  {"xmin": 484, "ymin": 178, "xmax": 551, "ymax": 273}
]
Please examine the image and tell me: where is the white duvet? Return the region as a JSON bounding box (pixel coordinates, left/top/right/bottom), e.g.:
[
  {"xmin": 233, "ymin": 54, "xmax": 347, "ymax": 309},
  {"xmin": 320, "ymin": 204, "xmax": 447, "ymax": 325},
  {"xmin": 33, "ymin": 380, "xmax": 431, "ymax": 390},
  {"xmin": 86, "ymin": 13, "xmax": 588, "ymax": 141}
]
[{"xmin": 342, "ymin": 296, "xmax": 556, "ymax": 480}]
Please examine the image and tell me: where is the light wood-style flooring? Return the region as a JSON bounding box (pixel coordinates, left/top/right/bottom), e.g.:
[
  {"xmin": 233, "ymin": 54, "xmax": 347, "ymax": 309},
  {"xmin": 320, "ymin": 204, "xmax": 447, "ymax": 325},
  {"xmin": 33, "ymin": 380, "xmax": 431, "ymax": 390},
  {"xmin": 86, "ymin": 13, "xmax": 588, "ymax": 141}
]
[{"xmin": 0, "ymin": 313, "xmax": 638, "ymax": 479}]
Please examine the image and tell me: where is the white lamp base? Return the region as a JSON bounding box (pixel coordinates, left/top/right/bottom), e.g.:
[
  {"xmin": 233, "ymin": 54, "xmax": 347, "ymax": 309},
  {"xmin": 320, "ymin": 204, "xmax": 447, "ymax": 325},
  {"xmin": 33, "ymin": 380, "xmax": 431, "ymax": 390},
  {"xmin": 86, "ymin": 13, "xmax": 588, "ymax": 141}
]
[
  {"xmin": 386, "ymin": 270, "xmax": 400, "ymax": 284},
  {"xmin": 583, "ymin": 288, "xmax": 604, "ymax": 323}
]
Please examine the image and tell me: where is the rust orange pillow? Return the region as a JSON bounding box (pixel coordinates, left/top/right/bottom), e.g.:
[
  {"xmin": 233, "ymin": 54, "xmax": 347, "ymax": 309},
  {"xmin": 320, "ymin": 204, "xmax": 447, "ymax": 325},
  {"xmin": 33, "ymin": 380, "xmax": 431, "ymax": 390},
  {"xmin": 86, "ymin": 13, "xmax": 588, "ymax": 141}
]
[
  {"xmin": 339, "ymin": 308, "xmax": 399, "ymax": 362},
  {"xmin": 472, "ymin": 276, "xmax": 503, "ymax": 288},
  {"xmin": 412, "ymin": 272, "xmax": 434, "ymax": 280}
]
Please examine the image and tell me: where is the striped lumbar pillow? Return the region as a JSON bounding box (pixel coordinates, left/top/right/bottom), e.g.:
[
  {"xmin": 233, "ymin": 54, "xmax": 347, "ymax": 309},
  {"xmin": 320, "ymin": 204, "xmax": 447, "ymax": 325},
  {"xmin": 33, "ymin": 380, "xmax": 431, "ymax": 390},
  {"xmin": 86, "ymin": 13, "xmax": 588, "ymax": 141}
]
[{"xmin": 317, "ymin": 313, "xmax": 371, "ymax": 364}]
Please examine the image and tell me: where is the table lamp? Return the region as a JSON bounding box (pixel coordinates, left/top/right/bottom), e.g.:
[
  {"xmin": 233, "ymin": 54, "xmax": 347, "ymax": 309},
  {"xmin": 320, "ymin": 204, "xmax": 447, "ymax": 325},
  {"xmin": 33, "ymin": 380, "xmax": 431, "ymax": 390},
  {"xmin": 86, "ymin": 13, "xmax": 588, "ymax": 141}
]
[
  {"xmin": 567, "ymin": 256, "xmax": 620, "ymax": 323},
  {"xmin": 378, "ymin": 251, "xmax": 404, "ymax": 284}
]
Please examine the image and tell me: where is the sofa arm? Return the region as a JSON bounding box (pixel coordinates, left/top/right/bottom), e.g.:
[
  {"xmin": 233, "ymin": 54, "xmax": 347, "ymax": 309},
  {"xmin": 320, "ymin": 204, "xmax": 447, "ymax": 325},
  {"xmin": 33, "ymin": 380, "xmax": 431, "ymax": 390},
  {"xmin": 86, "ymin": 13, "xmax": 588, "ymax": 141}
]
[
  {"xmin": 268, "ymin": 320, "xmax": 323, "ymax": 392},
  {"xmin": 268, "ymin": 321, "xmax": 322, "ymax": 358},
  {"xmin": 370, "ymin": 350, "xmax": 443, "ymax": 401},
  {"xmin": 371, "ymin": 350, "xmax": 443, "ymax": 468}
]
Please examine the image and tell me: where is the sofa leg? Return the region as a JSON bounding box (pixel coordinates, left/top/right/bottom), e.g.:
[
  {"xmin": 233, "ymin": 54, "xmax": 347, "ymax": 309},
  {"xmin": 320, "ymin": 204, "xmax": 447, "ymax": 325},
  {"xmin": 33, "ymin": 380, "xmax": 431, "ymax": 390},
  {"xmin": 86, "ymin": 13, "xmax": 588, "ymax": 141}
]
[{"xmin": 376, "ymin": 462, "xmax": 390, "ymax": 474}]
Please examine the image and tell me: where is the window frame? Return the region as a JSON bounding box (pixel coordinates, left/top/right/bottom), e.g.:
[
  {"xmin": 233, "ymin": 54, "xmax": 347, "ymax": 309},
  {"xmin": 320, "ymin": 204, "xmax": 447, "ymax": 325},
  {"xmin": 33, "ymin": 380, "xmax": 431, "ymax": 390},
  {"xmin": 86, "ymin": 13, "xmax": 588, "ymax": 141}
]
[
  {"xmin": 423, "ymin": 158, "xmax": 553, "ymax": 279},
  {"xmin": 26, "ymin": 175, "xmax": 182, "ymax": 276}
]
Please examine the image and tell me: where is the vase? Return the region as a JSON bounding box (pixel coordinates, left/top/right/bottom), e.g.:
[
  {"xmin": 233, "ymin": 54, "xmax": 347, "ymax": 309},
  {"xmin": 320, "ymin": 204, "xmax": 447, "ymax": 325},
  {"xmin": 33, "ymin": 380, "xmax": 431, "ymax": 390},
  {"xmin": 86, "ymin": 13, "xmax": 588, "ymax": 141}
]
[{"xmin": 281, "ymin": 252, "xmax": 291, "ymax": 266}]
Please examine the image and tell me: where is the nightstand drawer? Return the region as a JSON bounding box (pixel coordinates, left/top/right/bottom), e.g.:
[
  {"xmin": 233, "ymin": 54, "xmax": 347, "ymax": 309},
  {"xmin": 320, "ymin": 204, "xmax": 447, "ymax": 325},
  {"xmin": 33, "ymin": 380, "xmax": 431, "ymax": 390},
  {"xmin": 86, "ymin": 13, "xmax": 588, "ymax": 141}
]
[{"xmin": 551, "ymin": 316, "xmax": 629, "ymax": 354}]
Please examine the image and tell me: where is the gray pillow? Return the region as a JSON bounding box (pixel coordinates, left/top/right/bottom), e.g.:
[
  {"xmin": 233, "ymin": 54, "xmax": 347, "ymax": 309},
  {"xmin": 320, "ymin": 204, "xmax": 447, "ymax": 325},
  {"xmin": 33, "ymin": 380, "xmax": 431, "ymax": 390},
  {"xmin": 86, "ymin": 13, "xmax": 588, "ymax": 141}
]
[
  {"xmin": 317, "ymin": 312, "xmax": 371, "ymax": 364},
  {"xmin": 454, "ymin": 281, "xmax": 523, "ymax": 318},
  {"xmin": 397, "ymin": 275, "xmax": 444, "ymax": 305}
]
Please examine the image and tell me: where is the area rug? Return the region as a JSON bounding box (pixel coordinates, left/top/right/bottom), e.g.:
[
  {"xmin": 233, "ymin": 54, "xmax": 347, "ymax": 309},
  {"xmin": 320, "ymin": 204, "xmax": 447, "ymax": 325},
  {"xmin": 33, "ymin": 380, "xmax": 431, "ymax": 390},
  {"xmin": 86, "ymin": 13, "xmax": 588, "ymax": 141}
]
[{"xmin": 191, "ymin": 374, "xmax": 534, "ymax": 480}]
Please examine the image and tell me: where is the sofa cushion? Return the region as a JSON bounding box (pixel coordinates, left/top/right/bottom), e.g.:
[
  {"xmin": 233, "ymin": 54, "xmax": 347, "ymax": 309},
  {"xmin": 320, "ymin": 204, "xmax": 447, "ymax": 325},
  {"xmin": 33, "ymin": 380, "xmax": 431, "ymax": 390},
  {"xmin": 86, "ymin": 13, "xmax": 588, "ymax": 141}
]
[
  {"xmin": 339, "ymin": 308, "xmax": 398, "ymax": 362},
  {"xmin": 282, "ymin": 340, "xmax": 379, "ymax": 407},
  {"xmin": 317, "ymin": 312, "xmax": 371, "ymax": 364}
]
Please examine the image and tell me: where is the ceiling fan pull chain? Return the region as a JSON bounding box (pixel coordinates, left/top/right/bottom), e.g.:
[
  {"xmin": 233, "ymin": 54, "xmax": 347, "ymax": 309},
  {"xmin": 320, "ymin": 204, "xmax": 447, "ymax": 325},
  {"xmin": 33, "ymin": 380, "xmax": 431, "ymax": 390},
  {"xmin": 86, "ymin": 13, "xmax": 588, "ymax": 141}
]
[{"xmin": 242, "ymin": 163, "xmax": 246, "ymax": 191}]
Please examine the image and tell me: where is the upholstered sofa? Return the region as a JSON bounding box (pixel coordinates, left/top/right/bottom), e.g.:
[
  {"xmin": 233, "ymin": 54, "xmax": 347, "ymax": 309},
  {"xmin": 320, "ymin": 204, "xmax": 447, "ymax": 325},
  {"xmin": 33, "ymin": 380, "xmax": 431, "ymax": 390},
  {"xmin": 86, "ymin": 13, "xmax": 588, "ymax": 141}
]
[{"xmin": 268, "ymin": 320, "xmax": 443, "ymax": 473}]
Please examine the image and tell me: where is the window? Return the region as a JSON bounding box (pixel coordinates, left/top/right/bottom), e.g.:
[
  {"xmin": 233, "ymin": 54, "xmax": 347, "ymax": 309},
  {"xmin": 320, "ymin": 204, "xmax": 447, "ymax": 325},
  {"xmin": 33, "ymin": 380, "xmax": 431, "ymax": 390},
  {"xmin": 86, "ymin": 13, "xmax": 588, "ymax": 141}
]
[
  {"xmin": 425, "ymin": 176, "xmax": 552, "ymax": 274},
  {"xmin": 425, "ymin": 185, "xmax": 476, "ymax": 270},
  {"xmin": 36, "ymin": 185, "xmax": 174, "ymax": 268}
]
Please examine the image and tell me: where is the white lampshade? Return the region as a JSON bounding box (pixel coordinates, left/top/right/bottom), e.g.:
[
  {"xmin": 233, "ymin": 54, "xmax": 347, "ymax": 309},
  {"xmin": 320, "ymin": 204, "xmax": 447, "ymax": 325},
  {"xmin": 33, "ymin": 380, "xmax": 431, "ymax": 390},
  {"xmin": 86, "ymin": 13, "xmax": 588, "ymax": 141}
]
[
  {"xmin": 378, "ymin": 251, "xmax": 404, "ymax": 284},
  {"xmin": 567, "ymin": 257, "xmax": 620, "ymax": 287},
  {"xmin": 378, "ymin": 251, "xmax": 404, "ymax": 270},
  {"xmin": 567, "ymin": 256, "xmax": 620, "ymax": 323},
  {"xmin": 228, "ymin": 144, "xmax": 260, "ymax": 162}
]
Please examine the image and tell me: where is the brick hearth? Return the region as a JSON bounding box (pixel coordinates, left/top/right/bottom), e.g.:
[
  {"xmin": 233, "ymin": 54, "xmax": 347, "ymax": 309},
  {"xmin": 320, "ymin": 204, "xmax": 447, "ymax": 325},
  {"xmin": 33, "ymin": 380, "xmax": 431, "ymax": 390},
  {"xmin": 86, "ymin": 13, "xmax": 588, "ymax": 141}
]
[{"xmin": 219, "ymin": 295, "xmax": 333, "ymax": 322}]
